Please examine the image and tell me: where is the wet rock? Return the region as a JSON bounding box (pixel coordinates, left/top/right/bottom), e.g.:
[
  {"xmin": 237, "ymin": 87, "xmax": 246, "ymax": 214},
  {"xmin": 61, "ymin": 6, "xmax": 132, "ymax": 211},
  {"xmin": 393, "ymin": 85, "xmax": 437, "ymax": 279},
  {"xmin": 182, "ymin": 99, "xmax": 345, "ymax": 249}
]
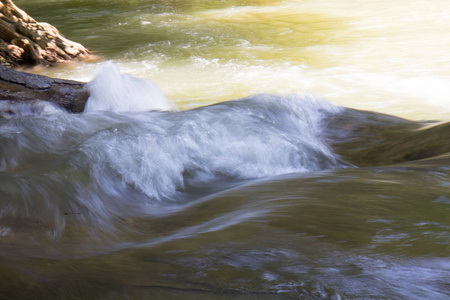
[{"xmin": 0, "ymin": 64, "xmax": 88, "ymax": 113}]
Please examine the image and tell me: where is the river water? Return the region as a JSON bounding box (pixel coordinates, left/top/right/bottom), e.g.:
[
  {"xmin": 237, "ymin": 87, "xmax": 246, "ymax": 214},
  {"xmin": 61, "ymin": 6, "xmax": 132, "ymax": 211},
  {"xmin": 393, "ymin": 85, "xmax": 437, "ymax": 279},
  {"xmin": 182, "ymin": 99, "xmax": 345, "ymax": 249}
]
[{"xmin": 1, "ymin": 0, "xmax": 449, "ymax": 299}]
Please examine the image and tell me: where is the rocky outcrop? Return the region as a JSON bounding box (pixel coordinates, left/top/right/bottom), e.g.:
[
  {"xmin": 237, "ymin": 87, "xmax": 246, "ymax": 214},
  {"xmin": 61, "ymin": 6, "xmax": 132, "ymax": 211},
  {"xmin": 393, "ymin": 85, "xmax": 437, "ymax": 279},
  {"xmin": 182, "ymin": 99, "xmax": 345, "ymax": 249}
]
[{"xmin": 0, "ymin": 0, "xmax": 89, "ymax": 67}]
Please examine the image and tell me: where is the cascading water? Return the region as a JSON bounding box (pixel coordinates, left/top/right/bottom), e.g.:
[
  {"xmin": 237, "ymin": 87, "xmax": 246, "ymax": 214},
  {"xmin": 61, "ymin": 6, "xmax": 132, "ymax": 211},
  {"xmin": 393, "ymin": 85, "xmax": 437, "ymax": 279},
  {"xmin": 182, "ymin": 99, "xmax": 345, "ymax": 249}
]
[
  {"xmin": 0, "ymin": 64, "xmax": 346, "ymax": 252},
  {"xmin": 2, "ymin": 0, "xmax": 450, "ymax": 298},
  {"xmin": 1, "ymin": 64, "xmax": 449, "ymax": 300}
]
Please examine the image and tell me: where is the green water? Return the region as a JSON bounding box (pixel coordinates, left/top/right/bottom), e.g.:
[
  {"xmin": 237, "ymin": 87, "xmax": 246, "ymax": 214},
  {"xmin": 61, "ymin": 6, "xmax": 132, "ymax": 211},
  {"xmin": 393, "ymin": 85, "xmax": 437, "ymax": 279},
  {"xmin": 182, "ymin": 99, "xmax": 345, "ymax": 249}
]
[
  {"xmin": 18, "ymin": 0, "xmax": 450, "ymax": 118},
  {"xmin": 18, "ymin": 0, "xmax": 339, "ymax": 61},
  {"xmin": 1, "ymin": 0, "xmax": 450, "ymax": 299}
]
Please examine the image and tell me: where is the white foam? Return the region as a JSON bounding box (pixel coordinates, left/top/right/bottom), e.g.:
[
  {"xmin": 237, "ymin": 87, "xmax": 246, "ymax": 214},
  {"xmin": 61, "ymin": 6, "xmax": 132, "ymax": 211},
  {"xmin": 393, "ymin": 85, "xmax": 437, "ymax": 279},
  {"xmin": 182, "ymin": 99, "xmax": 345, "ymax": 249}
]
[
  {"xmin": 85, "ymin": 62, "xmax": 172, "ymax": 113},
  {"xmin": 0, "ymin": 226, "xmax": 13, "ymax": 237},
  {"xmin": 81, "ymin": 94, "xmax": 343, "ymax": 201},
  {"xmin": 0, "ymin": 93, "xmax": 343, "ymax": 241}
]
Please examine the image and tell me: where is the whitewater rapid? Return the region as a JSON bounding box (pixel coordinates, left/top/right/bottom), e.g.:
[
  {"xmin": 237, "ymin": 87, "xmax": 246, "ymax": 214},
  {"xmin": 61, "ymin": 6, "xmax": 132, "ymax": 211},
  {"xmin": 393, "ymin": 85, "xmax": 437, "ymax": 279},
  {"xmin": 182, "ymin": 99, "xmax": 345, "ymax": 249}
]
[{"xmin": 0, "ymin": 65, "xmax": 345, "ymax": 244}]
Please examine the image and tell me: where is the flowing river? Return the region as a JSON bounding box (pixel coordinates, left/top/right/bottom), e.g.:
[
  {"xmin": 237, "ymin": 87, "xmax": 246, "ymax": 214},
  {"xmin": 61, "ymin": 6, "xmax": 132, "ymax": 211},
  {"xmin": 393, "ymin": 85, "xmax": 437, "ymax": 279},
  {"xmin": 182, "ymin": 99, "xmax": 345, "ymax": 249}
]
[{"xmin": 1, "ymin": 0, "xmax": 449, "ymax": 299}]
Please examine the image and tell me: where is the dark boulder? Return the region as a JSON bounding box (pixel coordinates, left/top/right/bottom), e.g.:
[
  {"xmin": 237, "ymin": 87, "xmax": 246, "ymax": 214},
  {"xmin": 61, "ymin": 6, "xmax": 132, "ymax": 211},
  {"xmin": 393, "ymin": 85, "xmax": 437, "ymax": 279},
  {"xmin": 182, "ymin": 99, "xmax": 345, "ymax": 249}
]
[{"xmin": 0, "ymin": 64, "xmax": 88, "ymax": 113}]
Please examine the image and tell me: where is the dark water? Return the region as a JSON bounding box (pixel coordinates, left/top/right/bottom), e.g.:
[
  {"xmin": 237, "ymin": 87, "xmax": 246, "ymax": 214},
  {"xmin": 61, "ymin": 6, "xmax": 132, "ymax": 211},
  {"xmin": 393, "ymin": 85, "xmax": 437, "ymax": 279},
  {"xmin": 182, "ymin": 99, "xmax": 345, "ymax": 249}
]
[{"xmin": 1, "ymin": 0, "xmax": 450, "ymax": 299}]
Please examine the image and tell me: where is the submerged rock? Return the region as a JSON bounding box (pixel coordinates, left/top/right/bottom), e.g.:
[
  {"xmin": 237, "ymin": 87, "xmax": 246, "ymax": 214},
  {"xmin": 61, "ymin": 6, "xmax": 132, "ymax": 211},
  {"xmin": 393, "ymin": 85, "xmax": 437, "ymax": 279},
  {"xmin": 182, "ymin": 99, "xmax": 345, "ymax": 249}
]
[{"xmin": 325, "ymin": 108, "xmax": 450, "ymax": 166}]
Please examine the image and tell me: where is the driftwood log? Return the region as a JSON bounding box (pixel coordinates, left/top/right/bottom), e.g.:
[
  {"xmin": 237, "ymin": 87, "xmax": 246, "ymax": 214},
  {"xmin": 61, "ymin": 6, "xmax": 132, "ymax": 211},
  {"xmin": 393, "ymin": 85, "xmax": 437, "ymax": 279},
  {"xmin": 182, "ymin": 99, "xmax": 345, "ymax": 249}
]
[
  {"xmin": 0, "ymin": 64, "xmax": 88, "ymax": 113},
  {"xmin": 0, "ymin": 0, "xmax": 89, "ymax": 67}
]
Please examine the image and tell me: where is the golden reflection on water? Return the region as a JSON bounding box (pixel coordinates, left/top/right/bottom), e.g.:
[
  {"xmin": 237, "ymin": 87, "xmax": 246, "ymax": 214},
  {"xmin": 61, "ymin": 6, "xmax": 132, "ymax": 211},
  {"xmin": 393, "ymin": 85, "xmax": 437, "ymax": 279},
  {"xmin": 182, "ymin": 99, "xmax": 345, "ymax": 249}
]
[{"xmin": 22, "ymin": 0, "xmax": 450, "ymax": 120}]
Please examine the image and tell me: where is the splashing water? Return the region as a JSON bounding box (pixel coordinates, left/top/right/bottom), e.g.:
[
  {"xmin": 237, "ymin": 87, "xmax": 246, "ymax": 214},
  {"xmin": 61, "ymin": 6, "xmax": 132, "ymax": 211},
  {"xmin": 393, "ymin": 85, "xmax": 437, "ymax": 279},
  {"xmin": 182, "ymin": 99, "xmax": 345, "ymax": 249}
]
[
  {"xmin": 0, "ymin": 100, "xmax": 64, "ymax": 119},
  {"xmin": 85, "ymin": 62, "xmax": 173, "ymax": 112},
  {"xmin": 2, "ymin": 1, "xmax": 450, "ymax": 298},
  {"xmin": 0, "ymin": 73, "xmax": 344, "ymax": 247}
]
